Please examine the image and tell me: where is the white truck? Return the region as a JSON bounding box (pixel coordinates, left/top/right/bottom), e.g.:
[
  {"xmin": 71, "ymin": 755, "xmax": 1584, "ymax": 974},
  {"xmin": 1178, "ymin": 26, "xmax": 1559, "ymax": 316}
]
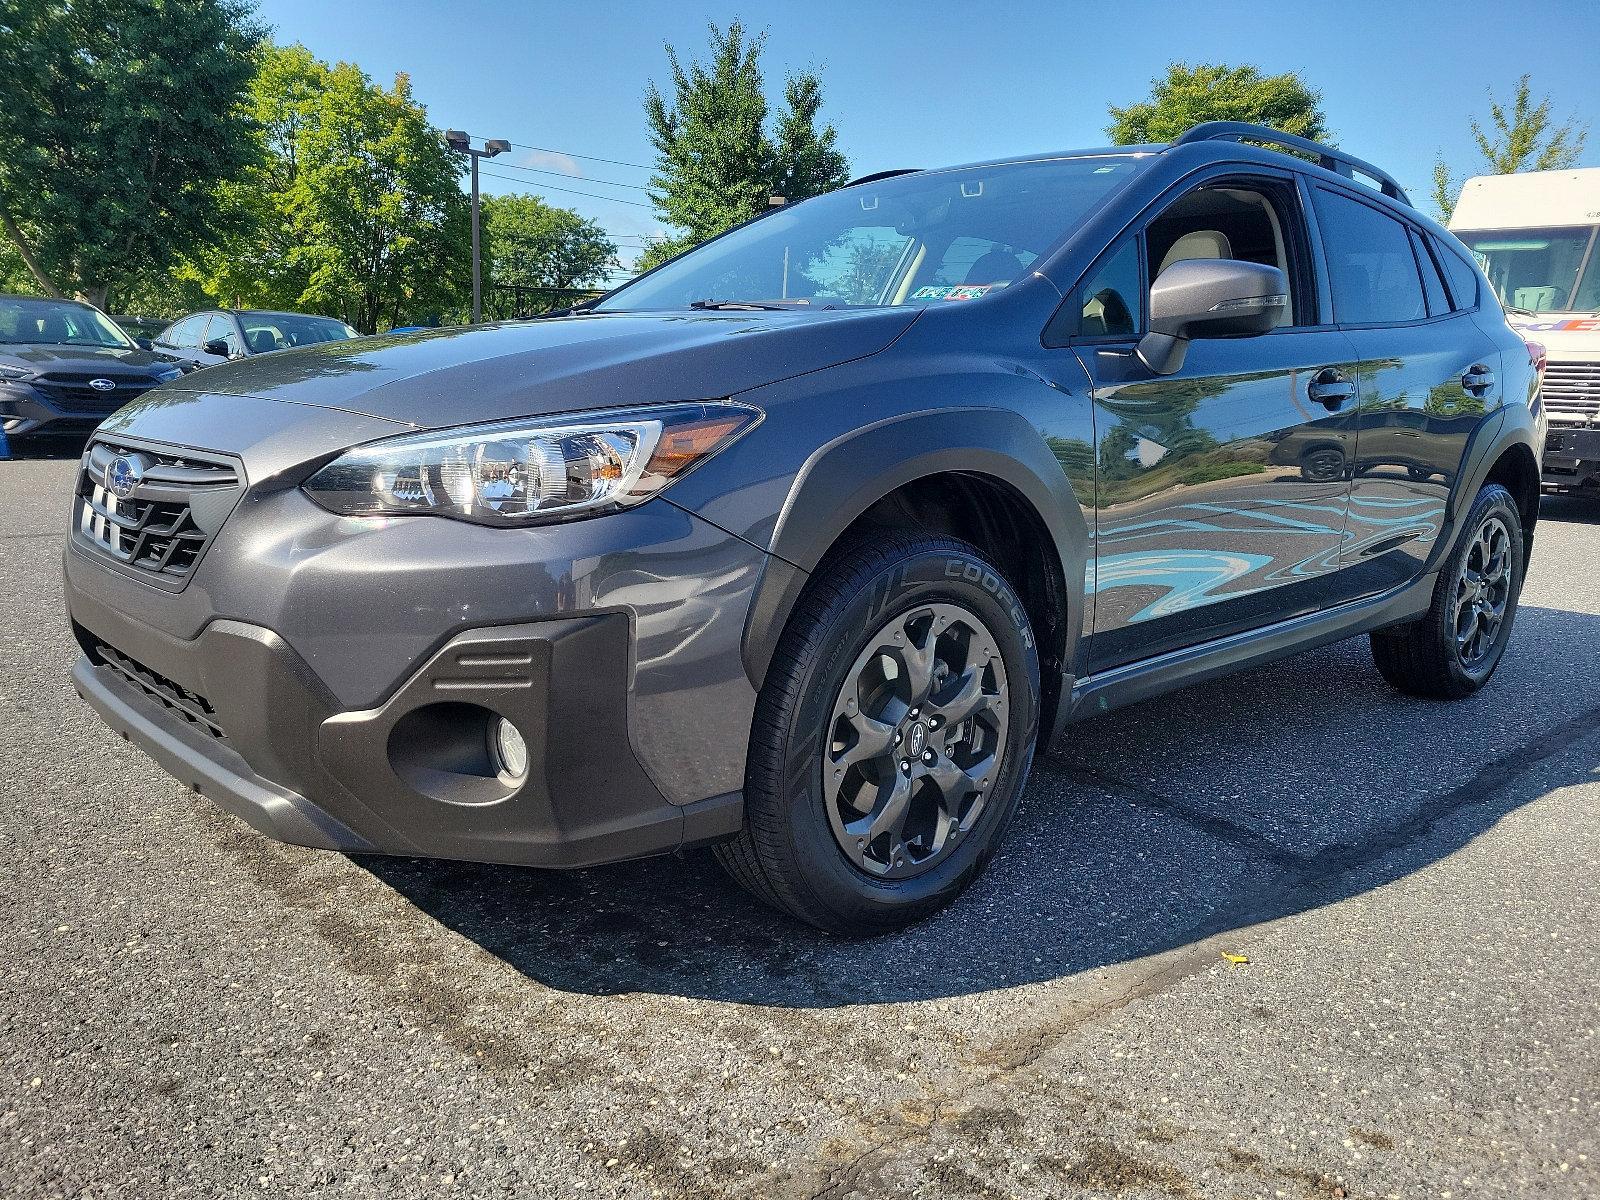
[{"xmin": 1450, "ymin": 168, "xmax": 1600, "ymax": 492}]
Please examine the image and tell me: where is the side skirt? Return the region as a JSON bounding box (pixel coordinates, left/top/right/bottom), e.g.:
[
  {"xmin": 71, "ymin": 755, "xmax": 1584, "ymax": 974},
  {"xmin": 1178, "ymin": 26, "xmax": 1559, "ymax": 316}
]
[{"xmin": 1063, "ymin": 571, "xmax": 1437, "ymax": 725}]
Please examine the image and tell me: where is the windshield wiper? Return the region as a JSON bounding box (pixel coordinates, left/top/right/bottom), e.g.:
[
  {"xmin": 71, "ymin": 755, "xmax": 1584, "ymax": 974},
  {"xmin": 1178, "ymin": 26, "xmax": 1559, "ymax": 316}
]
[
  {"xmin": 689, "ymin": 298, "xmax": 833, "ymax": 311},
  {"xmin": 1503, "ymin": 305, "xmax": 1539, "ymax": 317}
]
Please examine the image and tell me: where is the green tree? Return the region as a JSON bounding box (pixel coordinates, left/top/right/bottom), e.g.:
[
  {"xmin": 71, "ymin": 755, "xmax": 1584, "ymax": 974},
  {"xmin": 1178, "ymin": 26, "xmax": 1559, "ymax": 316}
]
[
  {"xmin": 187, "ymin": 44, "xmax": 469, "ymax": 332},
  {"xmin": 0, "ymin": 0, "xmax": 263, "ymax": 309},
  {"xmin": 1106, "ymin": 62, "xmax": 1328, "ymax": 147},
  {"xmin": 1431, "ymin": 75, "xmax": 1589, "ymax": 221},
  {"xmin": 480, "ymin": 193, "xmax": 616, "ymax": 317},
  {"xmin": 639, "ymin": 21, "xmax": 848, "ymax": 271}
]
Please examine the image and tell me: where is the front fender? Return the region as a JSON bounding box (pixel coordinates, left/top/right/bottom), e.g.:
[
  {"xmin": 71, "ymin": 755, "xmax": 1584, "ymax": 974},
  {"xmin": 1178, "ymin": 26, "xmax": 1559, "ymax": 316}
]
[{"xmin": 741, "ymin": 405, "xmax": 1091, "ymax": 689}]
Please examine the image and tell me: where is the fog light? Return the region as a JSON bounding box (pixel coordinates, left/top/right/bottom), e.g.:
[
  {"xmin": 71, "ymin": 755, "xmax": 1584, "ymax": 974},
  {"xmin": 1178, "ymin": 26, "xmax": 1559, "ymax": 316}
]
[{"xmin": 492, "ymin": 717, "xmax": 529, "ymax": 781}]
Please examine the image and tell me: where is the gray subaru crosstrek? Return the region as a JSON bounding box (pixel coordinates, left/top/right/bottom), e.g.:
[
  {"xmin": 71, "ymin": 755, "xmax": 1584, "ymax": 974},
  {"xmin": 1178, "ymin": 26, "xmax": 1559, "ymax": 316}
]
[{"xmin": 64, "ymin": 123, "xmax": 1544, "ymax": 934}]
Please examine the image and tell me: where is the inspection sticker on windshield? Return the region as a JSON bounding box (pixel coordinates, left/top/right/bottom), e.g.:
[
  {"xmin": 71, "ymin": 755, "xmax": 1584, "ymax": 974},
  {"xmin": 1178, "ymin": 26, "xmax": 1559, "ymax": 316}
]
[{"xmin": 911, "ymin": 284, "xmax": 993, "ymax": 302}]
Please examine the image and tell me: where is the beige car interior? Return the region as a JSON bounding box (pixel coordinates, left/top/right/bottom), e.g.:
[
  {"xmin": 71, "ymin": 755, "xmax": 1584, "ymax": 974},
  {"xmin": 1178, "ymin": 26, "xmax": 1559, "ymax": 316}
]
[{"xmin": 1150, "ymin": 186, "xmax": 1295, "ymax": 326}]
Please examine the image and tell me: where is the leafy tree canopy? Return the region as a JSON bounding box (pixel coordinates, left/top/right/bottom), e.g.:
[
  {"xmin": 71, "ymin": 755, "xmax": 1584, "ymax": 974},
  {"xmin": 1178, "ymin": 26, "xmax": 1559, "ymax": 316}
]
[
  {"xmin": 640, "ymin": 21, "xmax": 848, "ymax": 271},
  {"xmin": 1107, "ymin": 62, "xmax": 1328, "ymax": 147},
  {"xmin": 1432, "ymin": 75, "xmax": 1589, "ymax": 220},
  {"xmin": 187, "ymin": 43, "xmax": 470, "ymax": 332},
  {"xmin": 480, "ymin": 193, "xmax": 615, "ymax": 317},
  {"xmin": 0, "ymin": 0, "xmax": 264, "ymax": 310}
]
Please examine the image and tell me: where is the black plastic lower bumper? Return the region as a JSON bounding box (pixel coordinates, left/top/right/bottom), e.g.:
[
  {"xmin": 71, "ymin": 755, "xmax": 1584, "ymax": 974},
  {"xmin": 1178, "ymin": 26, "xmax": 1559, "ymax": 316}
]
[
  {"xmin": 0, "ymin": 386, "xmax": 119, "ymax": 437},
  {"xmin": 69, "ymin": 606, "xmax": 742, "ymax": 867},
  {"xmin": 1542, "ymin": 426, "xmax": 1600, "ymax": 489}
]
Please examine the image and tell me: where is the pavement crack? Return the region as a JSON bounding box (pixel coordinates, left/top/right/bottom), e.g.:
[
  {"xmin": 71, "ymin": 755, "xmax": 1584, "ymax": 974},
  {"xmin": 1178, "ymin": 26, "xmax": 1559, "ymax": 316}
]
[{"xmin": 1044, "ymin": 758, "xmax": 1307, "ymax": 871}]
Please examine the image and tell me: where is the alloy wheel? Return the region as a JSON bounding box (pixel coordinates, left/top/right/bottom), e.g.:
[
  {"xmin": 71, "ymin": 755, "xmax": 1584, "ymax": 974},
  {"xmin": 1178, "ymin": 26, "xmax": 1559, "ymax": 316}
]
[
  {"xmin": 1454, "ymin": 514, "xmax": 1512, "ymax": 670},
  {"xmin": 823, "ymin": 602, "xmax": 1009, "ymax": 880}
]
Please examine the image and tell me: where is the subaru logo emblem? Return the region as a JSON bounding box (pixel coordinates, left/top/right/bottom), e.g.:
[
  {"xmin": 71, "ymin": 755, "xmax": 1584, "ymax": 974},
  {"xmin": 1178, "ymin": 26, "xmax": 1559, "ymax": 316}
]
[
  {"xmin": 88, "ymin": 377, "xmax": 116, "ymax": 392},
  {"xmin": 105, "ymin": 455, "xmax": 143, "ymax": 499},
  {"xmin": 906, "ymin": 722, "xmax": 928, "ymax": 756}
]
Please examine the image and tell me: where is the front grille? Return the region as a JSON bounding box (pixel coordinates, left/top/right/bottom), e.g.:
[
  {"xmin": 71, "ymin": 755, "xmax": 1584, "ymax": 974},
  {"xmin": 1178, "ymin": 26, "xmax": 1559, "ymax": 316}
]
[
  {"xmin": 73, "ymin": 438, "xmax": 244, "ymax": 589},
  {"xmin": 91, "ymin": 639, "xmax": 227, "ymax": 741},
  {"xmin": 1542, "ymin": 361, "xmax": 1600, "ymax": 423},
  {"xmin": 35, "ymin": 372, "xmax": 154, "ymax": 415}
]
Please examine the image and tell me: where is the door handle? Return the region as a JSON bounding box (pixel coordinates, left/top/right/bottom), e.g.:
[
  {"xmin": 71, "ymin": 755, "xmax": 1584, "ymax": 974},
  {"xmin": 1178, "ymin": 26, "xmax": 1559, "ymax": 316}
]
[
  {"xmin": 1462, "ymin": 365, "xmax": 1496, "ymax": 397},
  {"xmin": 1308, "ymin": 369, "xmax": 1356, "ymax": 409}
]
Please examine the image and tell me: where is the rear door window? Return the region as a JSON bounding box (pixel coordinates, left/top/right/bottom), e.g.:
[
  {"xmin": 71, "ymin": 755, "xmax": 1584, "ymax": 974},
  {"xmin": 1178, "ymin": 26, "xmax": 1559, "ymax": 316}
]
[
  {"xmin": 1313, "ymin": 189, "xmax": 1427, "ymax": 324},
  {"xmin": 162, "ymin": 315, "xmax": 205, "ymax": 348}
]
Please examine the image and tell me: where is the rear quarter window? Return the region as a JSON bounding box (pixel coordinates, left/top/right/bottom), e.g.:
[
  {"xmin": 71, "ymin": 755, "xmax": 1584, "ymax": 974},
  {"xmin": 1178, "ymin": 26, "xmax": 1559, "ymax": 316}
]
[{"xmin": 1434, "ymin": 237, "xmax": 1482, "ymax": 310}]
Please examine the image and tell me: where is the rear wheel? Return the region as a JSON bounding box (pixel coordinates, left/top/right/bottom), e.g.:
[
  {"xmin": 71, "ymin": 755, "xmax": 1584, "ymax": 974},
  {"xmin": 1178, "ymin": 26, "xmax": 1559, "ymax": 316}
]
[
  {"xmin": 1300, "ymin": 446, "xmax": 1346, "ymax": 482},
  {"xmin": 1369, "ymin": 483, "xmax": 1524, "ymax": 699},
  {"xmin": 716, "ymin": 534, "xmax": 1040, "ymax": 935}
]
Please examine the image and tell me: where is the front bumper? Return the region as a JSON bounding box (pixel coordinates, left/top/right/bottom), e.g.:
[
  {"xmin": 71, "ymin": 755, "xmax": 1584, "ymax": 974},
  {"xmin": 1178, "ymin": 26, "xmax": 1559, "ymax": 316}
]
[
  {"xmin": 1542, "ymin": 425, "xmax": 1600, "ymax": 489},
  {"xmin": 64, "ymin": 471, "xmax": 768, "ymax": 867},
  {"xmin": 1, "ymin": 381, "xmax": 147, "ymax": 437},
  {"xmin": 69, "ymin": 613, "xmax": 742, "ymax": 866}
]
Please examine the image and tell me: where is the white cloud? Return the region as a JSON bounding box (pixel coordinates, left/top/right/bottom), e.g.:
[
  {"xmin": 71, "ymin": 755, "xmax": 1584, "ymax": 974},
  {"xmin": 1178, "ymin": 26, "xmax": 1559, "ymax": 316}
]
[{"xmin": 513, "ymin": 148, "xmax": 582, "ymax": 178}]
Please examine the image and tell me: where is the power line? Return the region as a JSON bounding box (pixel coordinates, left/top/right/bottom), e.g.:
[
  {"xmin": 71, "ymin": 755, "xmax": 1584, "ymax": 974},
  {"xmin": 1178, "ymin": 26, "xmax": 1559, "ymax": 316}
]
[
  {"xmin": 477, "ymin": 167, "xmax": 654, "ymax": 207},
  {"xmin": 478, "ymin": 158, "xmax": 651, "ymax": 193},
  {"xmin": 464, "ymin": 132, "xmax": 652, "ymax": 171}
]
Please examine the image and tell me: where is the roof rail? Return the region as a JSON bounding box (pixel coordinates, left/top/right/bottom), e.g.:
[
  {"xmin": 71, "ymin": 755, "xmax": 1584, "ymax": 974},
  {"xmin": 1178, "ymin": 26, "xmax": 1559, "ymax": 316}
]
[
  {"xmin": 841, "ymin": 168, "xmax": 921, "ymax": 189},
  {"xmin": 1172, "ymin": 122, "xmax": 1411, "ymax": 206}
]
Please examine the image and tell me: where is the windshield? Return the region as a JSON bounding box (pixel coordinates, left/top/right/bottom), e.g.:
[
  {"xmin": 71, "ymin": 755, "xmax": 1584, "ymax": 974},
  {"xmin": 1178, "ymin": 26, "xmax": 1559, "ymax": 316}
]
[
  {"xmin": 0, "ymin": 297, "xmax": 133, "ymax": 348},
  {"xmin": 598, "ymin": 156, "xmax": 1146, "ymax": 312},
  {"xmin": 239, "ymin": 313, "xmax": 359, "ymax": 350},
  {"xmin": 1453, "ymin": 226, "xmax": 1600, "ymax": 313}
]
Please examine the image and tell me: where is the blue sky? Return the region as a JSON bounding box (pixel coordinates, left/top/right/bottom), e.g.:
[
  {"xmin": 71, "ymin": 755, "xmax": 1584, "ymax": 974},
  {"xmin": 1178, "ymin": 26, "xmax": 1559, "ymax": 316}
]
[{"xmin": 254, "ymin": 0, "xmax": 1600, "ymax": 272}]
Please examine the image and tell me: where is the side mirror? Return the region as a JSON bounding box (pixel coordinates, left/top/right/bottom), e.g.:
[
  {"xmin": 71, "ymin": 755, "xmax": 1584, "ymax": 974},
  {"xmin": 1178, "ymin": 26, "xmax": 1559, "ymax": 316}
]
[
  {"xmin": 134, "ymin": 336, "xmax": 154, "ymax": 351},
  {"xmin": 1137, "ymin": 259, "xmax": 1288, "ymax": 375},
  {"xmin": 203, "ymin": 337, "xmax": 244, "ymax": 359}
]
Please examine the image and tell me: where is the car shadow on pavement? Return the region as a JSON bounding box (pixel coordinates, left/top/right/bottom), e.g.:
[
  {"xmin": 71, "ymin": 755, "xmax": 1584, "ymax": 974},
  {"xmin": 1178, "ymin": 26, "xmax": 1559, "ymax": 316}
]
[
  {"xmin": 1540, "ymin": 492, "xmax": 1600, "ymax": 526},
  {"xmin": 2, "ymin": 431, "xmax": 91, "ymax": 461},
  {"xmin": 359, "ymin": 603, "xmax": 1600, "ymax": 1007}
]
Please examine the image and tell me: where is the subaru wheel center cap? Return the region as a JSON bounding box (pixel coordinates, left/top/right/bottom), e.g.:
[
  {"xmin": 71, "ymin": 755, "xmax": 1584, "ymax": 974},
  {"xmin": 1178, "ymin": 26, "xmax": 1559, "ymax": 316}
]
[{"xmin": 906, "ymin": 721, "xmax": 928, "ymax": 757}]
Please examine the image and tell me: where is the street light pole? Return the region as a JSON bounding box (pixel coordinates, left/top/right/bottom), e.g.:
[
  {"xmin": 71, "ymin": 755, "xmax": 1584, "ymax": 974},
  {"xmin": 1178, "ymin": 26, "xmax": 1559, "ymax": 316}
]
[{"xmin": 444, "ymin": 131, "xmax": 510, "ymax": 323}]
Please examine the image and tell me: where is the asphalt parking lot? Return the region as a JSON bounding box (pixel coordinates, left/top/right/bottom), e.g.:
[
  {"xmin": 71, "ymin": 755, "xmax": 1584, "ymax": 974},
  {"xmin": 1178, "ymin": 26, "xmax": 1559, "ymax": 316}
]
[{"xmin": 2, "ymin": 445, "xmax": 1596, "ymax": 1199}]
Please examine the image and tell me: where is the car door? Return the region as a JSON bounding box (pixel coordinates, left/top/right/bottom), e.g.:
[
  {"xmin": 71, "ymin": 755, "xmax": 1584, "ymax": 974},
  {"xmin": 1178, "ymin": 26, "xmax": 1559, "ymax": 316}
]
[
  {"xmin": 1310, "ymin": 186, "xmax": 1504, "ymax": 586},
  {"xmin": 1068, "ymin": 170, "xmax": 1366, "ymax": 673}
]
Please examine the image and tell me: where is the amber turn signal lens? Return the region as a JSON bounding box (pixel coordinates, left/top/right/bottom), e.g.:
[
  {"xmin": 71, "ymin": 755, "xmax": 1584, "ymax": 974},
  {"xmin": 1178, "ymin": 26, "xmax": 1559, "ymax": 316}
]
[{"xmin": 644, "ymin": 414, "xmax": 755, "ymax": 479}]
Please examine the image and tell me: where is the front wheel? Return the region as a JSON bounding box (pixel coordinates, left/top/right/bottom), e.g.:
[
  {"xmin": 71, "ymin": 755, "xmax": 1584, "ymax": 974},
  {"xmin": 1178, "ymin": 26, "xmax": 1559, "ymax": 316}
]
[
  {"xmin": 1369, "ymin": 483, "xmax": 1525, "ymax": 699},
  {"xmin": 716, "ymin": 534, "xmax": 1041, "ymax": 935}
]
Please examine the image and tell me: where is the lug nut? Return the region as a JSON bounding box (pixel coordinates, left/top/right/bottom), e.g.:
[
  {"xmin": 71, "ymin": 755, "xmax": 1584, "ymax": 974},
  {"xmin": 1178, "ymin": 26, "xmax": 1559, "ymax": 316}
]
[
  {"xmin": 900, "ymin": 759, "xmax": 912, "ymax": 774},
  {"xmin": 921, "ymin": 750, "xmax": 936, "ymax": 765},
  {"xmin": 893, "ymin": 730, "xmax": 902, "ymax": 745}
]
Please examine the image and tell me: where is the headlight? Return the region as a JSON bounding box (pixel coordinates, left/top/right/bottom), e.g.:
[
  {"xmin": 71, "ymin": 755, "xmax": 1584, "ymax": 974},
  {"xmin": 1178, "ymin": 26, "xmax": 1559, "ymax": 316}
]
[
  {"xmin": 152, "ymin": 367, "xmax": 182, "ymax": 383},
  {"xmin": 303, "ymin": 401, "xmax": 760, "ymax": 526},
  {"xmin": 0, "ymin": 365, "xmax": 32, "ymax": 382}
]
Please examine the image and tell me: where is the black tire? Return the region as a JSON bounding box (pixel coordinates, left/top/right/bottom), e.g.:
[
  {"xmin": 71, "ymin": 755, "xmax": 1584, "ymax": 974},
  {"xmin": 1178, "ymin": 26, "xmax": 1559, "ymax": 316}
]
[
  {"xmin": 716, "ymin": 534, "xmax": 1041, "ymax": 935},
  {"xmin": 1300, "ymin": 446, "xmax": 1346, "ymax": 483},
  {"xmin": 1369, "ymin": 483, "xmax": 1524, "ymax": 699}
]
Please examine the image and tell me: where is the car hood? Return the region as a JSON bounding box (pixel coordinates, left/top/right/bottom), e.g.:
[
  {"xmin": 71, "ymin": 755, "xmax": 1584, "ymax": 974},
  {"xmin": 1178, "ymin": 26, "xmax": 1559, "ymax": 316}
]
[
  {"xmin": 160, "ymin": 308, "xmax": 921, "ymax": 427},
  {"xmin": 0, "ymin": 343, "xmax": 174, "ymax": 374}
]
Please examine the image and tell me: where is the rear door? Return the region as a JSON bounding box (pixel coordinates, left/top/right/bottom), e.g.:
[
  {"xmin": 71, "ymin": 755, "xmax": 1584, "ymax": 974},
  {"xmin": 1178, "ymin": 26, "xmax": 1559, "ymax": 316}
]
[
  {"xmin": 1071, "ymin": 169, "xmax": 1366, "ymax": 672},
  {"xmin": 1311, "ymin": 186, "xmax": 1503, "ymax": 587}
]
